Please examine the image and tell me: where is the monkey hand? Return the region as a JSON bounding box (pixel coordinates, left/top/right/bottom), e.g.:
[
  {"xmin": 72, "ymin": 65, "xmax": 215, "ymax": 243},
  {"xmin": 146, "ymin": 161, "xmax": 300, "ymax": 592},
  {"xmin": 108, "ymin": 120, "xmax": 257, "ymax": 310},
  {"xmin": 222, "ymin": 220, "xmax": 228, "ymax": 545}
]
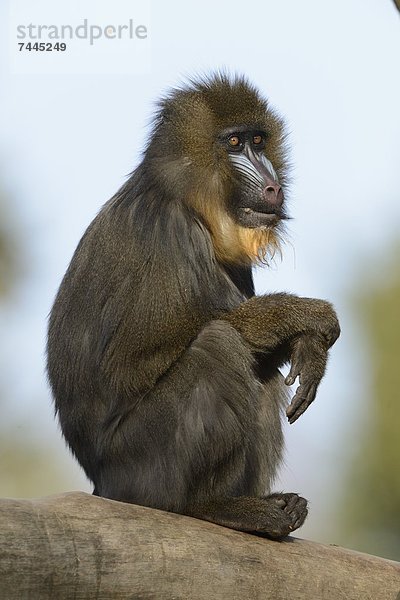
[
  {"xmin": 284, "ymin": 333, "xmax": 329, "ymax": 424},
  {"xmin": 299, "ymin": 297, "xmax": 340, "ymax": 349}
]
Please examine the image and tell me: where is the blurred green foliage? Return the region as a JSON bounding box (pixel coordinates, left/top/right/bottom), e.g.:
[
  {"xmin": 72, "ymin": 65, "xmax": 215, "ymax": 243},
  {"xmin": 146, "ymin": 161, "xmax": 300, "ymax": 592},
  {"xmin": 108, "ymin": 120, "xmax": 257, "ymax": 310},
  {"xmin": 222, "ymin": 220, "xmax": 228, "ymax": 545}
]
[
  {"xmin": 0, "ymin": 188, "xmax": 86, "ymax": 498},
  {"xmin": 0, "ymin": 194, "xmax": 19, "ymax": 298},
  {"xmin": 340, "ymin": 247, "xmax": 400, "ymax": 561},
  {"xmin": 0, "ymin": 426, "xmax": 87, "ymax": 498}
]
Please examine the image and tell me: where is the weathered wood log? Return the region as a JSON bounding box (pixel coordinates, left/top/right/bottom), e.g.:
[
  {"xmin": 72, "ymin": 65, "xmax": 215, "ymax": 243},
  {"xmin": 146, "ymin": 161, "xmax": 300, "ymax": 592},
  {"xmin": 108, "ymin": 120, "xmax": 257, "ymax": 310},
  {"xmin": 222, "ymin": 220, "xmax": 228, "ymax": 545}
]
[{"xmin": 0, "ymin": 492, "xmax": 399, "ymax": 599}]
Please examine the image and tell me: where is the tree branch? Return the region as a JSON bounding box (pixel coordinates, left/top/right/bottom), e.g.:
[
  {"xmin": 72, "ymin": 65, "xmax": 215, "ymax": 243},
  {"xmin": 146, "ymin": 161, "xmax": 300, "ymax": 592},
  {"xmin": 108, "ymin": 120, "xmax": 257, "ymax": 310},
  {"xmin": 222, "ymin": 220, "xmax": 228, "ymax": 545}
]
[{"xmin": 0, "ymin": 492, "xmax": 399, "ymax": 599}]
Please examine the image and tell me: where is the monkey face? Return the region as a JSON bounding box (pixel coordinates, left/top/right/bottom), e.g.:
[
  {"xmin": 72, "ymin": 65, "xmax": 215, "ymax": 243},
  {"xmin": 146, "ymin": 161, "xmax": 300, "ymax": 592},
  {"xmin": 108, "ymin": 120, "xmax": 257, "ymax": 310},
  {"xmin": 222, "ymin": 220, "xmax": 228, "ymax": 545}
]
[
  {"xmin": 146, "ymin": 75, "xmax": 289, "ymax": 264},
  {"xmin": 219, "ymin": 126, "xmax": 286, "ymax": 230}
]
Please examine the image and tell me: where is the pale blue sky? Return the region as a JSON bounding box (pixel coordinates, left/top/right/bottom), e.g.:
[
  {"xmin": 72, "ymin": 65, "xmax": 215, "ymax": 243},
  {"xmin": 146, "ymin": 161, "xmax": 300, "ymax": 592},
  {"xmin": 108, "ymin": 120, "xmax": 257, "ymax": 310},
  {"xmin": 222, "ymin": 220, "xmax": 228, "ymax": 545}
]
[{"xmin": 0, "ymin": 0, "xmax": 399, "ymax": 541}]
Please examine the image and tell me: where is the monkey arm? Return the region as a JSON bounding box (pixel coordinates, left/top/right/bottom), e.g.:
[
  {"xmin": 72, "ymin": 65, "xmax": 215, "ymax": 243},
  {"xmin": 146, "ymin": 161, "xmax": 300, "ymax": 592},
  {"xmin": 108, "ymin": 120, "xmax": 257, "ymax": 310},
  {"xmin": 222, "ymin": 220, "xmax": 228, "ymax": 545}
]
[
  {"xmin": 221, "ymin": 293, "xmax": 340, "ymax": 423},
  {"xmin": 221, "ymin": 292, "xmax": 339, "ymax": 352}
]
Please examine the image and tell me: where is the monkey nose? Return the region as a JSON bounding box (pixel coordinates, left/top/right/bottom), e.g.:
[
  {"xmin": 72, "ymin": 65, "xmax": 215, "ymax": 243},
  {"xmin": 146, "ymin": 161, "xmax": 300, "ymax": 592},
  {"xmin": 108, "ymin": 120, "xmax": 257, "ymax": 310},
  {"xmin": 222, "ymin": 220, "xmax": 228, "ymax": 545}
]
[{"xmin": 263, "ymin": 184, "xmax": 284, "ymax": 208}]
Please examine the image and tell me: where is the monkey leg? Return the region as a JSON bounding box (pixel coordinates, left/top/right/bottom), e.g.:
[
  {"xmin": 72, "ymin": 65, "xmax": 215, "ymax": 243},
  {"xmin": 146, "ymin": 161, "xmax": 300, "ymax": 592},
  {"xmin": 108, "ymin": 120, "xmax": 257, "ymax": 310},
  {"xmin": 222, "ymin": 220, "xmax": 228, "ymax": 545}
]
[
  {"xmin": 186, "ymin": 493, "xmax": 308, "ymax": 538},
  {"xmin": 93, "ymin": 321, "xmax": 285, "ymax": 515}
]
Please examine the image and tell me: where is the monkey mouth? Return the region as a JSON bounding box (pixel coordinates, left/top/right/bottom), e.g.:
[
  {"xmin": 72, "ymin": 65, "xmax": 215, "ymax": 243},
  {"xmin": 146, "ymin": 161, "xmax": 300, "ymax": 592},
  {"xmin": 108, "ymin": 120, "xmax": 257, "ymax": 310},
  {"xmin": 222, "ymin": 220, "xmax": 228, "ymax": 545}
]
[{"xmin": 240, "ymin": 207, "xmax": 283, "ymax": 229}]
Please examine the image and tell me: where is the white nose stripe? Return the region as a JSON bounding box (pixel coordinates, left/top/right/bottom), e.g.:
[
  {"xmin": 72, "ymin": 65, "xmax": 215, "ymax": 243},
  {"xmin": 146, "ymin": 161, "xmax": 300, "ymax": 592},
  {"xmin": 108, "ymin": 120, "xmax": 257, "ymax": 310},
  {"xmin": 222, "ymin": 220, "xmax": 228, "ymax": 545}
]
[
  {"xmin": 229, "ymin": 153, "xmax": 279, "ymax": 186},
  {"xmin": 260, "ymin": 154, "xmax": 278, "ymax": 182}
]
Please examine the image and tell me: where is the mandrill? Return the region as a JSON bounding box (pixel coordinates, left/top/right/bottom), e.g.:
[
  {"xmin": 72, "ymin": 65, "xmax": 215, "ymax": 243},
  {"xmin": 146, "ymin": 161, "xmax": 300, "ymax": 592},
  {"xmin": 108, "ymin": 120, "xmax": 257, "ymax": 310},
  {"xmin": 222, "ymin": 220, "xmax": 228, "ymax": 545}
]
[{"xmin": 47, "ymin": 74, "xmax": 340, "ymax": 538}]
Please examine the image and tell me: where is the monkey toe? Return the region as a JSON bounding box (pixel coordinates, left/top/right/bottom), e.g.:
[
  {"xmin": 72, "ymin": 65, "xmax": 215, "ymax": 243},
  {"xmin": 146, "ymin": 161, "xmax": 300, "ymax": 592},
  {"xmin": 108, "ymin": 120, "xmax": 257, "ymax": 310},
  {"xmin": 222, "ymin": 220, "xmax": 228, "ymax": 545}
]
[
  {"xmin": 283, "ymin": 493, "xmax": 301, "ymax": 512},
  {"xmin": 284, "ymin": 494, "xmax": 308, "ymax": 530},
  {"xmin": 265, "ymin": 493, "xmax": 288, "ymax": 508},
  {"xmin": 267, "ymin": 492, "xmax": 301, "ymax": 509}
]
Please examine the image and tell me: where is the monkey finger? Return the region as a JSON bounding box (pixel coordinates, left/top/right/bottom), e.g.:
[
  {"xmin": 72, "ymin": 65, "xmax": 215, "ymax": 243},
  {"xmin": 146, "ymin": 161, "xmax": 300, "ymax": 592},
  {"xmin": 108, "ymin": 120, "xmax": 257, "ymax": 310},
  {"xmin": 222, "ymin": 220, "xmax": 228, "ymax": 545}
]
[
  {"xmin": 288, "ymin": 392, "xmax": 315, "ymax": 424},
  {"xmin": 287, "ymin": 382, "xmax": 318, "ymax": 424},
  {"xmin": 285, "ymin": 359, "xmax": 304, "ymax": 398},
  {"xmin": 285, "ymin": 359, "xmax": 302, "ymax": 386},
  {"xmin": 285, "ymin": 374, "xmax": 296, "ymax": 386},
  {"xmin": 288, "ymin": 383, "xmax": 318, "ymax": 424},
  {"xmin": 286, "ymin": 390, "xmax": 304, "ymax": 419}
]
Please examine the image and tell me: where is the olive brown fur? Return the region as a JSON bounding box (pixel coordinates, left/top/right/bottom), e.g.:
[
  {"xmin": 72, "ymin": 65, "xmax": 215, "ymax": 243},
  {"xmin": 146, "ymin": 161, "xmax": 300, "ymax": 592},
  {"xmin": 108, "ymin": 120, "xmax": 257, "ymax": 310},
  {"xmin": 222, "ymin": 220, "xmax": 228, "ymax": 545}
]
[{"xmin": 47, "ymin": 73, "xmax": 340, "ymax": 538}]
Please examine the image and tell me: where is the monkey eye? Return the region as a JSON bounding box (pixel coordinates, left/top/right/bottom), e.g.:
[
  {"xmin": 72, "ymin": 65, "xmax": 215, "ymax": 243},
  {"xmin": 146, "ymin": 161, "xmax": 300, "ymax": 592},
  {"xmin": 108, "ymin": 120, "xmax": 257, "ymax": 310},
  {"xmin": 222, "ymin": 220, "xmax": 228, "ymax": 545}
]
[
  {"xmin": 253, "ymin": 134, "xmax": 263, "ymax": 145},
  {"xmin": 228, "ymin": 135, "xmax": 241, "ymax": 147}
]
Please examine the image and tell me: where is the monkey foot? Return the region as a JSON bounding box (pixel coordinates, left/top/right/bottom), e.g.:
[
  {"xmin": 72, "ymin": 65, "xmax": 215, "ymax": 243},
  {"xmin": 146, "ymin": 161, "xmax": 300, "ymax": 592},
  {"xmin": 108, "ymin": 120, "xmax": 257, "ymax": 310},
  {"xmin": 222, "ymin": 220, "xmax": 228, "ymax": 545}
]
[
  {"xmin": 259, "ymin": 492, "xmax": 308, "ymax": 538},
  {"xmin": 189, "ymin": 493, "xmax": 308, "ymax": 538}
]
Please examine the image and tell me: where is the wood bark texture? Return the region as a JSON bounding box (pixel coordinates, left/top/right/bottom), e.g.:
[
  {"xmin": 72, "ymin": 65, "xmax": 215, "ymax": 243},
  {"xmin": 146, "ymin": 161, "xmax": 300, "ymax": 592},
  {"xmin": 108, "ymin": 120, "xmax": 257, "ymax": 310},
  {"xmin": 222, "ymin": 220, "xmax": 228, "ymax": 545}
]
[{"xmin": 0, "ymin": 492, "xmax": 399, "ymax": 599}]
